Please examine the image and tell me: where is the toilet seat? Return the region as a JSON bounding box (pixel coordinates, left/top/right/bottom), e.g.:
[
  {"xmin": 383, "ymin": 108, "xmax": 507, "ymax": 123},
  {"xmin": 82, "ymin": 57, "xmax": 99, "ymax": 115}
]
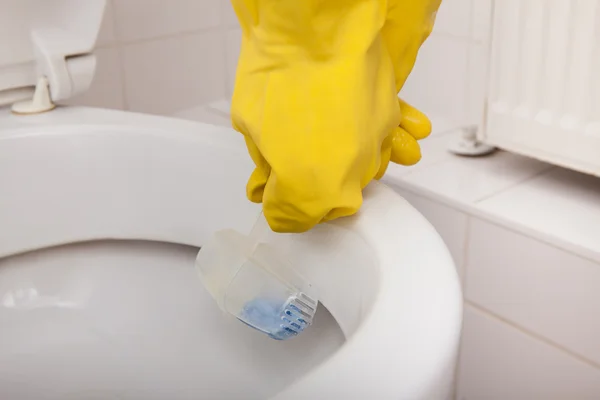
[{"xmin": 0, "ymin": 106, "xmax": 462, "ymax": 399}]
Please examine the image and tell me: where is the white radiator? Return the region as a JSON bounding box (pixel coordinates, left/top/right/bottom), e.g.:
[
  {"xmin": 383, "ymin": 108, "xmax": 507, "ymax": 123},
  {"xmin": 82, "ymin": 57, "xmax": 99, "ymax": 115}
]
[{"xmin": 480, "ymin": 0, "xmax": 600, "ymax": 176}]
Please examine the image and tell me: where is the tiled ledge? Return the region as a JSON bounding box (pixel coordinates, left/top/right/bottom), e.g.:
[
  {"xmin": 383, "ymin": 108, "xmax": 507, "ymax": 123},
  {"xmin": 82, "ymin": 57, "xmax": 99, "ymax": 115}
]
[{"xmin": 383, "ymin": 142, "xmax": 600, "ymax": 266}]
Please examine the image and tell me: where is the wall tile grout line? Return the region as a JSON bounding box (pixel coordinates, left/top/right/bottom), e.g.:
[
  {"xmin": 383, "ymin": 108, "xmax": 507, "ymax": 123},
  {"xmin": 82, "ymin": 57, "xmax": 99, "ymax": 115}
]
[
  {"xmin": 218, "ymin": 4, "xmax": 234, "ymax": 99},
  {"xmin": 105, "ymin": 0, "xmax": 130, "ymax": 111},
  {"xmin": 461, "ymin": 0, "xmax": 475, "ymax": 124},
  {"xmin": 472, "ymin": 164, "xmax": 556, "ymax": 205},
  {"xmin": 382, "ymin": 181, "xmax": 600, "ymax": 266},
  {"xmin": 465, "ymin": 301, "xmax": 600, "ymax": 371},
  {"xmin": 452, "ymin": 216, "xmax": 472, "ymax": 400},
  {"xmin": 430, "ymin": 31, "xmax": 485, "ymax": 46},
  {"xmin": 115, "ymin": 25, "xmax": 224, "ymax": 48}
]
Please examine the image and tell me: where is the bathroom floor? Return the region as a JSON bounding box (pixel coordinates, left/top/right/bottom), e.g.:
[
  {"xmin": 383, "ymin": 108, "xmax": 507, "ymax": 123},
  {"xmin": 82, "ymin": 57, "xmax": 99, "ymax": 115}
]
[{"xmin": 0, "ymin": 241, "xmax": 344, "ymax": 400}]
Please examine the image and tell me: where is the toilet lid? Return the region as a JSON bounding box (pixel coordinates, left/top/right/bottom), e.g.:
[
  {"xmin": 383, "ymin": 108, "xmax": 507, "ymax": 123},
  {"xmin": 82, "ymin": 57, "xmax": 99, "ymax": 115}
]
[{"xmin": 0, "ymin": 0, "xmax": 106, "ymax": 103}]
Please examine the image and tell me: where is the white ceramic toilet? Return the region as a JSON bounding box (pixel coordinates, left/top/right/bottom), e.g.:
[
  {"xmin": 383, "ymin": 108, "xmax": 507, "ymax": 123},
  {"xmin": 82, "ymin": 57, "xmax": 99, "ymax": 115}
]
[{"xmin": 0, "ymin": 1, "xmax": 462, "ymax": 399}]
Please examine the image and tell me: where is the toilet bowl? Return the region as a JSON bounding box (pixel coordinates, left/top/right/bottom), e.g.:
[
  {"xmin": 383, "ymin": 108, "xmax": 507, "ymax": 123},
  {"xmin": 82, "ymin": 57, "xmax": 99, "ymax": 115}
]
[{"xmin": 0, "ymin": 2, "xmax": 463, "ymax": 399}]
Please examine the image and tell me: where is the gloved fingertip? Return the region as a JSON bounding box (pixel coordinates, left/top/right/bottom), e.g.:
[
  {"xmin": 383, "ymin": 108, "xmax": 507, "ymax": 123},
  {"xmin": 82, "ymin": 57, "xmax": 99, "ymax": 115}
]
[
  {"xmin": 398, "ymin": 98, "xmax": 432, "ymax": 140},
  {"xmin": 246, "ymin": 187, "xmax": 264, "ymax": 204},
  {"xmin": 390, "ymin": 127, "xmax": 422, "ymax": 166},
  {"xmin": 246, "ymin": 167, "xmax": 268, "ymax": 203},
  {"xmin": 402, "ymin": 116, "xmax": 432, "ymax": 140},
  {"xmin": 375, "ymin": 135, "xmax": 393, "ymax": 180}
]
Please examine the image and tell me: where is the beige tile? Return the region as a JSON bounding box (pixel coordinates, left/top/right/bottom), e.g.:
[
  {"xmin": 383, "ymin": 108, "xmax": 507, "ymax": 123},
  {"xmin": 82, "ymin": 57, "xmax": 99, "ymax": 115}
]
[
  {"xmin": 113, "ymin": 0, "xmax": 220, "ymax": 42},
  {"xmin": 221, "ymin": 1, "xmax": 239, "ymax": 28},
  {"xmin": 465, "ymin": 216, "xmax": 600, "ymax": 365},
  {"xmin": 97, "ymin": 0, "xmax": 117, "ymax": 47},
  {"xmin": 433, "ymin": 0, "xmax": 472, "ymax": 38},
  {"xmin": 465, "ymin": 43, "xmax": 489, "ymax": 126},
  {"xmin": 63, "ymin": 47, "xmax": 125, "ymax": 110},
  {"xmin": 121, "ymin": 31, "xmax": 226, "ymax": 115},
  {"xmin": 457, "ymin": 305, "xmax": 600, "ymax": 400},
  {"xmin": 478, "ymin": 168, "xmax": 600, "ymax": 261},
  {"xmin": 389, "ymin": 187, "xmax": 468, "ymax": 281},
  {"xmin": 225, "ymin": 29, "xmax": 241, "ymax": 97},
  {"xmin": 471, "ymin": 0, "xmax": 493, "ymax": 43},
  {"xmin": 398, "ymin": 150, "xmax": 551, "ymax": 203},
  {"xmin": 427, "ymin": 113, "xmax": 464, "ymax": 137},
  {"xmin": 401, "ymin": 35, "xmax": 470, "ymax": 123}
]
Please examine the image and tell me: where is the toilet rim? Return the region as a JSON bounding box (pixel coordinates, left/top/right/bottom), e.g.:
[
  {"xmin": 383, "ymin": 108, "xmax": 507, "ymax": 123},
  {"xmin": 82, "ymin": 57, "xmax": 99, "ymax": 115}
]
[{"xmin": 0, "ymin": 106, "xmax": 462, "ymax": 399}]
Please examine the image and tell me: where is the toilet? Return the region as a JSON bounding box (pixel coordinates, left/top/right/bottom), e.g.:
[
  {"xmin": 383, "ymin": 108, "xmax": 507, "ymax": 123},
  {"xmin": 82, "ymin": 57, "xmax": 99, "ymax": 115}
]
[{"xmin": 0, "ymin": 1, "xmax": 462, "ymax": 399}]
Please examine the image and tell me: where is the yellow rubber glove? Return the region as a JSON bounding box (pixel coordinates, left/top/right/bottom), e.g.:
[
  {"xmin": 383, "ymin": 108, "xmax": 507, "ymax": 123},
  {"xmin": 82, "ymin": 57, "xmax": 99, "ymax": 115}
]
[{"xmin": 231, "ymin": 0, "xmax": 441, "ymax": 233}]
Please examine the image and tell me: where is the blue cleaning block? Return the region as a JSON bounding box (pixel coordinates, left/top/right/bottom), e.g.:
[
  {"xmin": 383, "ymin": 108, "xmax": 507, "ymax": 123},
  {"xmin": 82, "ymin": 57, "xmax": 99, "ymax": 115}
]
[{"xmin": 238, "ymin": 297, "xmax": 306, "ymax": 340}]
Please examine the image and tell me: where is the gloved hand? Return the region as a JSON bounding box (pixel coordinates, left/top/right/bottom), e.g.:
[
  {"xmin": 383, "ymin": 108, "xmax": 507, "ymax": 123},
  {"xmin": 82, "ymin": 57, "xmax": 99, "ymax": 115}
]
[{"xmin": 230, "ymin": 0, "xmax": 441, "ymax": 233}]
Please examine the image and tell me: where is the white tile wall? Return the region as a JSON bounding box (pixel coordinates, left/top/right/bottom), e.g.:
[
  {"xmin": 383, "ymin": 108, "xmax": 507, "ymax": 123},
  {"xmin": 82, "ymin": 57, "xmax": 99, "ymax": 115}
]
[
  {"xmin": 401, "ymin": 0, "xmax": 493, "ymax": 127},
  {"xmin": 70, "ymin": 0, "xmax": 232, "ymax": 116},
  {"xmin": 63, "ymin": 47, "xmax": 125, "ymax": 110},
  {"xmin": 77, "ymin": 0, "xmax": 493, "ymax": 127},
  {"xmin": 466, "ymin": 218, "xmax": 600, "ymax": 366},
  {"xmin": 464, "ymin": 43, "xmax": 488, "ymax": 125},
  {"xmin": 225, "ymin": 29, "xmax": 242, "ymax": 97},
  {"xmin": 221, "ymin": 1, "xmax": 239, "ymax": 28},
  {"xmin": 470, "ymin": 0, "xmax": 493, "ymax": 44},
  {"xmin": 401, "ymin": 35, "xmax": 470, "ymax": 121},
  {"xmin": 458, "ymin": 306, "xmax": 600, "ymax": 400},
  {"xmin": 112, "ymin": 0, "xmax": 221, "ymax": 43},
  {"xmin": 478, "ymin": 168, "xmax": 600, "ymax": 261},
  {"xmin": 433, "ymin": 0, "xmax": 472, "ymax": 38},
  {"xmin": 97, "ymin": 0, "xmax": 117, "ymax": 48},
  {"xmin": 121, "ymin": 31, "xmax": 226, "ymax": 115}
]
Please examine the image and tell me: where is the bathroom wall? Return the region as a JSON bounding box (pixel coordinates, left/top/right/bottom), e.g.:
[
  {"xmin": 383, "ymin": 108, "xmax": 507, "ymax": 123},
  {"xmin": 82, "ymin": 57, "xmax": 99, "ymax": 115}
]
[
  {"xmin": 72, "ymin": 0, "xmax": 490, "ymax": 128},
  {"xmin": 67, "ymin": 0, "xmax": 236, "ymax": 116},
  {"xmin": 402, "ymin": 0, "xmax": 491, "ymax": 127}
]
